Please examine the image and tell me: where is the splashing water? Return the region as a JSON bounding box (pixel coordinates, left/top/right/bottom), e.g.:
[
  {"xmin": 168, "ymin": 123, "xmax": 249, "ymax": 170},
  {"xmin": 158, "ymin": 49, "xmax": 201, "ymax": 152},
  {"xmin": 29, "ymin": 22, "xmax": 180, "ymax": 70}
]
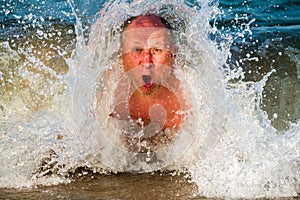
[{"xmin": 0, "ymin": 0, "xmax": 299, "ymax": 198}]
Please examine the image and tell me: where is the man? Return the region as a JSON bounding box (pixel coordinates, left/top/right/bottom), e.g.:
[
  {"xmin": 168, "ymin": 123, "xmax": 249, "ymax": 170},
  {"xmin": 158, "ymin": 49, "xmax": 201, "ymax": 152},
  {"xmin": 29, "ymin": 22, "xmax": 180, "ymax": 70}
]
[{"xmin": 97, "ymin": 14, "xmax": 188, "ymax": 152}]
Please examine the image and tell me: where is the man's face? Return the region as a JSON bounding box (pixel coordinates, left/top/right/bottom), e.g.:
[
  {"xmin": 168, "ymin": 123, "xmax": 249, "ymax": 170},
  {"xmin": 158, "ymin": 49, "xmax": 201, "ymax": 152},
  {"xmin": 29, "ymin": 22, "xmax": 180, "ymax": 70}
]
[{"xmin": 120, "ymin": 26, "xmax": 177, "ymax": 88}]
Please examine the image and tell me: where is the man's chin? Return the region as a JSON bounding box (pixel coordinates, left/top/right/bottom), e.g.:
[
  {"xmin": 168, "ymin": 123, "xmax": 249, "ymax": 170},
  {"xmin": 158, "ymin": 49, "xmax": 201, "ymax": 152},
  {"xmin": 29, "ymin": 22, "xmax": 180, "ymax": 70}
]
[
  {"xmin": 139, "ymin": 83, "xmax": 160, "ymax": 95},
  {"xmin": 143, "ymin": 82, "xmax": 153, "ymax": 88}
]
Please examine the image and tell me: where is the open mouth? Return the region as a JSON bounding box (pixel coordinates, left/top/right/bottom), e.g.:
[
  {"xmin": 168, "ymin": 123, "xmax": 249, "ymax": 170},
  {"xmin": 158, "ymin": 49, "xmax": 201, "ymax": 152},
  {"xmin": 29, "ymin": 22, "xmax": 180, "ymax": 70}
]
[{"xmin": 142, "ymin": 75, "xmax": 152, "ymax": 88}]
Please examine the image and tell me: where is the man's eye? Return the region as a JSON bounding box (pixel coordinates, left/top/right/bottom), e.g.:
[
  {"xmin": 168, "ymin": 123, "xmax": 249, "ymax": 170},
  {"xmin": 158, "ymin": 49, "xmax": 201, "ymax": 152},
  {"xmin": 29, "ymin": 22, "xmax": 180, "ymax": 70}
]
[
  {"xmin": 132, "ymin": 48, "xmax": 143, "ymax": 53},
  {"xmin": 151, "ymin": 48, "xmax": 163, "ymax": 55}
]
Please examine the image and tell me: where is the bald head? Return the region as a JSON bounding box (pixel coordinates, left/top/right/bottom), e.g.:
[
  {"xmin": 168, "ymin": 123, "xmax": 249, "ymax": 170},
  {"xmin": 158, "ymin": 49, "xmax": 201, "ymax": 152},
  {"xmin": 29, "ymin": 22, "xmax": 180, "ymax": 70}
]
[
  {"xmin": 123, "ymin": 15, "xmax": 172, "ymax": 30},
  {"xmin": 121, "ymin": 15, "xmax": 175, "ymax": 50}
]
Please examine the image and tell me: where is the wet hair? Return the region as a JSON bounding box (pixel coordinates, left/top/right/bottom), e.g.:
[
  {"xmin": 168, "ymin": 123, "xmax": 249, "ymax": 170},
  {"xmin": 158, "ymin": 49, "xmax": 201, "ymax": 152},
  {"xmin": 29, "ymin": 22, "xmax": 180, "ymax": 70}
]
[{"xmin": 121, "ymin": 14, "xmax": 173, "ymax": 32}]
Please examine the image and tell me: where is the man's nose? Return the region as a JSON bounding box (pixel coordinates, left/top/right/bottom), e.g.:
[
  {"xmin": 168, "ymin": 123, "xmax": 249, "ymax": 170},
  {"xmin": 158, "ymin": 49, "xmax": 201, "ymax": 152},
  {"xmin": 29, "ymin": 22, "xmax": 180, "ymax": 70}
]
[{"xmin": 141, "ymin": 49, "xmax": 153, "ymax": 64}]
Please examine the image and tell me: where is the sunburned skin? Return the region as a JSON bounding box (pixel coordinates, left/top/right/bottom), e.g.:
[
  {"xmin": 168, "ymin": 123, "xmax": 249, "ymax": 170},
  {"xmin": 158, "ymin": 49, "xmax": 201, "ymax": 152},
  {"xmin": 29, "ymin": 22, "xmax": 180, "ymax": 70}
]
[
  {"xmin": 128, "ymin": 84, "xmax": 182, "ymax": 130},
  {"xmin": 101, "ymin": 15, "xmax": 188, "ymax": 151}
]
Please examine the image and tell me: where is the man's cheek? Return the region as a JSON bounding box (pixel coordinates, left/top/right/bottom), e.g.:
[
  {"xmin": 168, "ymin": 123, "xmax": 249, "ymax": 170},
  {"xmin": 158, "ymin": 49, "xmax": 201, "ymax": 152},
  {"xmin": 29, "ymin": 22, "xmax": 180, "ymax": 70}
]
[
  {"xmin": 122, "ymin": 56, "xmax": 133, "ymax": 71},
  {"xmin": 155, "ymin": 54, "xmax": 171, "ymax": 65}
]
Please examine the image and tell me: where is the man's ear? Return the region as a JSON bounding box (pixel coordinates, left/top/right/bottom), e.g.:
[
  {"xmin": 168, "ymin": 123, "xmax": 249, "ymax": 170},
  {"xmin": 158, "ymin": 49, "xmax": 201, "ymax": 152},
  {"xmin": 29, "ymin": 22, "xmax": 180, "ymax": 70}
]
[
  {"xmin": 118, "ymin": 46, "xmax": 123, "ymax": 57},
  {"xmin": 171, "ymin": 45, "xmax": 178, "ymax": 58}
]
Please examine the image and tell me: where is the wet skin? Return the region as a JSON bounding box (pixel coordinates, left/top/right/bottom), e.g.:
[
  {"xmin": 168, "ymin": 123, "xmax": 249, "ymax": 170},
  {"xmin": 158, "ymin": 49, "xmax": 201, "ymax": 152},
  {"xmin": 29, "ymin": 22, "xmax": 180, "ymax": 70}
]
[{"xmin": 114, "ymin": 15, "xmax": 184, "ymax": 132}]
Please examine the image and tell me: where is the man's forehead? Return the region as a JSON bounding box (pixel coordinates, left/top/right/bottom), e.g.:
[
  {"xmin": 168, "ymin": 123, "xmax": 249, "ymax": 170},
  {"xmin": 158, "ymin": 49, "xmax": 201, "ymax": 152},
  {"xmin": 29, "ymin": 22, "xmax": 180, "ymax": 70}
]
[
  {"xmin": 122, "ymin": 27, "xmax": 173, "ymax": 40},
  {"xmin": 125, "ymin": 15, "xmax": 169, "ymax": 30}
]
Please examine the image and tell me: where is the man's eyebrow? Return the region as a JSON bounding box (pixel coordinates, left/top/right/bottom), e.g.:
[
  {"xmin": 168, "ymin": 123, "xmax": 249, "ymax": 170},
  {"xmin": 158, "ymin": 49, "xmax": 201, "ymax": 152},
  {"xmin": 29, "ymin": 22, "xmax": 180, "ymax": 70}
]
[
  {"xmin": 148, "ymin": 40, "xmax": 164, "ymax": 46},
  {"xmin": 131, "ymin": 40, "xmax": 143, "ymax": 46}
]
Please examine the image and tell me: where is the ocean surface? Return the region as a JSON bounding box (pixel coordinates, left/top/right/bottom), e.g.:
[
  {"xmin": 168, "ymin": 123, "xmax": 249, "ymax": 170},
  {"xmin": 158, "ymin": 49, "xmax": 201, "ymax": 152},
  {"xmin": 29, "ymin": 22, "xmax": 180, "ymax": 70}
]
[{"xmin": 0, "ymin": 0, "xmax": 299, "ymax": 199}]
